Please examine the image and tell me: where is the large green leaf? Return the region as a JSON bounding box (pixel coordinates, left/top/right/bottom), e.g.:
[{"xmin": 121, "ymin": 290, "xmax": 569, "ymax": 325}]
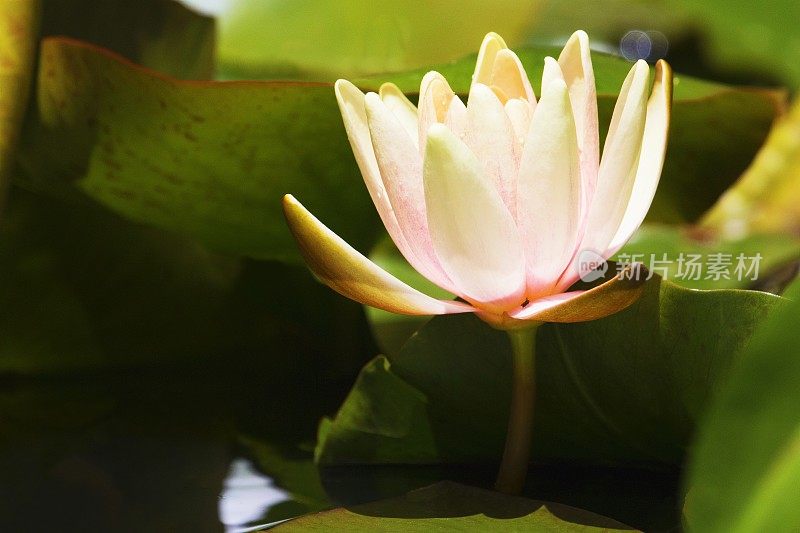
[
  {"xmin": 218, "ymin": 0, "xmax": 542, "ymax": 80},
  {"xmin": 317, "ymin": 278, "xmax": 779, "ymax": 468},
  {"xmin": 684, "ymin": 279, "xmax": 800, "ymax": 532},
  {"xmin": 17, "ymin": 37, "xmax": 382, "ymax": 261},
  {"xmin": 0, "ymin": 0, "xmax": 39, "ymax": 211},
  {"xmin": 15, "ymin": 39, "xmax": 779, "ymax": 260},
  {"xmin": 274, "ymin": 481, "xmax": 635, "ymax": 532}
]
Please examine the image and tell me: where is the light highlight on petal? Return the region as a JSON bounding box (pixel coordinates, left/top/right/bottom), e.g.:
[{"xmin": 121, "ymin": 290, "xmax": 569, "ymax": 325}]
[
  {"xmin": 516, "ymin": 78, "xmax": 582, "ymax": 298},
  {"xmin": 607, "ymin": 60, "xmax": 673, "ymax": 254},
  {"xmin": 579, "ymin": 60, "xmax": 650, "ymax": 255},
  {"xmin": 334, "ymin": 79, "xmax": 410, "ymax": 269},
  {"xmin": 473, "ymin": 32, "xmax": 508, "ymax": 87}
]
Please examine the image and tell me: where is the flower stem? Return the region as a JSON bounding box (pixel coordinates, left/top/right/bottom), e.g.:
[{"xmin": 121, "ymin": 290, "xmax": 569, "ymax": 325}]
[{"xmin": 494, "ymin": 325, "xmax": 539, "ymax": 495}]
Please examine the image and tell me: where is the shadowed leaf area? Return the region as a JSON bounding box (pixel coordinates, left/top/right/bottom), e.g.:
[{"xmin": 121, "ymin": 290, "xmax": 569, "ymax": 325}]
[{"xmin": 318, "ymin": 278, "xmax": 779, "ymax": 468}]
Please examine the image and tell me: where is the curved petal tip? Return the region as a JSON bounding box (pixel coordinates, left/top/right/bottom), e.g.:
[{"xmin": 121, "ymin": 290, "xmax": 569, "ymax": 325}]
[{"xmin": 282, "ymin": 195, "xmax": 473, "ymax": 316}]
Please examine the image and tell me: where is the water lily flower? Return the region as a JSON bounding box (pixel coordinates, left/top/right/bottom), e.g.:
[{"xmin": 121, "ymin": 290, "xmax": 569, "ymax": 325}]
[
  {"xmin": 284, "ymin": 30, "xmax": 672, "ymax": 496},
  {"xmin": 283, "ymin": 30, "xmax": 672, "ymax": 330}
]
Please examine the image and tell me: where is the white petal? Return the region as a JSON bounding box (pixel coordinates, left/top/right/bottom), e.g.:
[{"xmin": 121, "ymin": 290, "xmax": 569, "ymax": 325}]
[
  {"xmin": 607, "ymin": 60, "xmax": 673, "ymax": 253},
  {"xmin": 465, "ymin": 83, "xmax": 519, "ymax": 216},
  {"xmin": 444, "ymin": 94, "xmax": 468, "ymax": 137},
  {"xmin": 334, "ymin": 79, "xmax": 410, "ymax": 266},
  {"xmin": 379, "ymin": 82, "xmax": 419, "ymax": 148},
  {"xmin": 504, "ymin": 98, "xmax": 533, "ymax": 140},
  {"xmin": 540, "ymin": 56, "xmax": 564, "ymax": 95},
  {"xmin": 558, "ymin": 30, "xmax": 600, "ymax": 208},
  {"xmin": 365, "ymin": 92, "xmax": 457, "ymax": 293},
  {"xmin": 508, "ymin": 262, "xmax": 646, "ymax": 322},
  {"xmin": 418, "ymin": 71, "xmax": 457, "ymax": 154},
  {"xmin": 424, "ymin": 124, "xmax": 526, "ymax": 311},
  {"xmin": 516, "ymin": 79, "xmax": 582, "ymax": 298},
  {"xmin": 283, "ymin": 195, "xmax": 473, "ymax": 316},
  {"xmin": 579, "ymin": 60, "xmax": 650, "ymax": 255}
]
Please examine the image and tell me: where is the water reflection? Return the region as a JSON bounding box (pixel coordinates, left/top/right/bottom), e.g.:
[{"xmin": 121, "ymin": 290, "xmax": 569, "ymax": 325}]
[{"xmin": 218, "ymin": 458, "xmax": 287, "ymax": 532}]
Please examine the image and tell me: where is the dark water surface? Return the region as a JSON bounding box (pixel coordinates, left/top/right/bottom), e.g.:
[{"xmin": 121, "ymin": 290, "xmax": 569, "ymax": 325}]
[
  {"xmin": 0, "ymin": 359, "xmax": 683, "ymax": 532},
  {"xmin": 0, "ymin": 360, "xmax": 346, "ymax": 532}
]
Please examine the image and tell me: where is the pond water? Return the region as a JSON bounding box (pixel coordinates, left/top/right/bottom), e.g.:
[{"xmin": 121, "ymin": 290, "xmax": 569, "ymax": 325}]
[{"xmin": 0, "ymin": 358, "xmax": 682, "ymax": 532}]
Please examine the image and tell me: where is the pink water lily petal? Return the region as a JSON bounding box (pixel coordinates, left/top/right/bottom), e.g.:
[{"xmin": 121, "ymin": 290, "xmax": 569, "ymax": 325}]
[
  {"xmin": 444, "ymin": 94, "xmax": 468, "ymax": 138},
  {"xmin": 379, "ymin": 82, "xmax": 419, "ymax": 148},
  {"xmin": 364, "ymin": 92, "xmax": 457, "ymax": 293},
  {"xmin": 283, "ymin": 195, "xmax": 473, "ymax": 316},
  {"xmin": 334, "ymin": 80, "xmax": 411, "ymax": 271},
  {"xmin": 424, "ymin": 124, "xmax": 526, "ymax": 311},
  {"xmin": 465, "ymin": 83, "xmax": 520, "ymax": 216},
  {"xmin": 607, "ymin": 60, "xmax": 673, "ymax": 255},
  {"xmin": 517, "ymin": 79, "xmax": 582, "ymax": 298},
  {"xmin": 578, "ymin": 60, "xmax": 650, "ymax": 256},
  {"xmin": 558, "ymin": 30, "xmax": 600, "ymax": 211}
]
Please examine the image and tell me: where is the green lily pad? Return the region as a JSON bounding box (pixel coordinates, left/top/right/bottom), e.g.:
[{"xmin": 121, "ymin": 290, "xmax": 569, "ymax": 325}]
[
  {"xmin": 684, "ymin": 279, "xmax": 800, "ymax": 532},
  {"xmin": 15, "ymin": 38, "xmax": 779, "ymax": 260},
  {"xmin": 0, "ymin": 0, "xmax": 39, "ymax": 207},
  {"xmin": 17, "ymin": 37, "xmax": 383, "ymax": 260},
  {"xmin": 317, "ymin": 277, "xmax": 780, "ymax": 467},
  {"xmin": 365, "ymin": 237, "xmax": 452, "ymax": 355},
  {"xmin": 218, "ymin": 0, "xmax": 542, "ymax": 80},
  {"xmin": 273, "ymin": 481, "xmax": 636, "ymax": 532}
]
